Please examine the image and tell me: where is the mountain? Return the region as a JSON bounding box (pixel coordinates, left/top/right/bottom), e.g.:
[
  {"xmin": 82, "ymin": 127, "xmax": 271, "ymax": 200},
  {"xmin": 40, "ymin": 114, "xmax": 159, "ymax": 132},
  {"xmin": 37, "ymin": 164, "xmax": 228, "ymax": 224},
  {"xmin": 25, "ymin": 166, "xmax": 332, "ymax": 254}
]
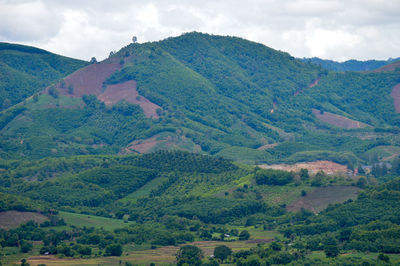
[
  {"xmin": 0, "ymin": 42, "xmax": 88, "ymax": 110},
  {"xmin": 301, "ymin": 57, "xmax": 400, "ymax": 72},
  {"xmin": 1, "ymin": 32, "xmax": 400, "ymax": 167}
]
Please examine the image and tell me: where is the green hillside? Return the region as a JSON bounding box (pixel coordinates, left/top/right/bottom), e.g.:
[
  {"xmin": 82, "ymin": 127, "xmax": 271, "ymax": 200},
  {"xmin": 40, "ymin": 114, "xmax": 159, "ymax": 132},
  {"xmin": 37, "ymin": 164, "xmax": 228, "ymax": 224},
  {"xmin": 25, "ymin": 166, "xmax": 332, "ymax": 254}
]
[
  {"xmin": 1, "ymin": 32, "xmax": 400, "ymax": 167},
  {"xmin": 0, "ymin": 42, "xmax": 88, "ymax": 110}
]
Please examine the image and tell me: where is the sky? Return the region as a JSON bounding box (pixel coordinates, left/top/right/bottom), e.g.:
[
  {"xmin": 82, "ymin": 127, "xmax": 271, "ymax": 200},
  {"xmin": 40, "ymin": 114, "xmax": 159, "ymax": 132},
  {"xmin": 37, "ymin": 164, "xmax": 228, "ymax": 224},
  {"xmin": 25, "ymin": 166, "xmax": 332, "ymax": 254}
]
[{"xmin": 1, "ymin": 0, "xmax": 400, "ymax": 62}]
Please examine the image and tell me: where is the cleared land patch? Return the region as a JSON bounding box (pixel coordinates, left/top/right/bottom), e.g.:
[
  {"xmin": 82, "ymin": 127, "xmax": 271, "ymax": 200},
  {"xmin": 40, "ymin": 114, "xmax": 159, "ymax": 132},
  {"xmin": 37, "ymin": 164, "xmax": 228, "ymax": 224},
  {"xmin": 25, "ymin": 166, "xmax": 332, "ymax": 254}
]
[
  {"xmin": 259, "ymin": 160, "xmax": 348, "ymax": 175},
  {"xmin": 98, "ymin": 80, "xmax": 161, "ymax": 118},
  {"xmin": 0, "ymin": 211, "xmax": 48, "ymax": 229},
  {"xmin": 312, "ymin": 108, "xmax": 368, "ymax": 129},
  {"xmin": 287, "ymin": 186, "xmax": 360, "ymax": 213},
  {"xmin": 391, "ymin": 83, "xmax": 400, "ymax": 113}
]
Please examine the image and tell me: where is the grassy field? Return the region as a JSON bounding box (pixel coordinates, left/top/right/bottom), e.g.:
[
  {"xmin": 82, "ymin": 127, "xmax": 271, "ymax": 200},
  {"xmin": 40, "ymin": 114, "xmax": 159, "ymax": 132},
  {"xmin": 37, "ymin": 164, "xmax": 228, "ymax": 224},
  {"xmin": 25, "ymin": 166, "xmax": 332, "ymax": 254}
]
[{"xmin": 58, "ymin": 211, "xmax": 133, "ymax": 231}]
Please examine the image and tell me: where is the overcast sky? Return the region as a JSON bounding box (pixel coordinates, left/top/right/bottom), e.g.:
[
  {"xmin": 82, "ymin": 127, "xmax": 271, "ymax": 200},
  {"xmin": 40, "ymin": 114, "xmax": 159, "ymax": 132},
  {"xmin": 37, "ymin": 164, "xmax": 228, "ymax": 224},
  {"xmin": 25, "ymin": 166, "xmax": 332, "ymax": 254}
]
[{"xmin": 1, "ymin": 0, "xmax": 400, "ymax": 62}]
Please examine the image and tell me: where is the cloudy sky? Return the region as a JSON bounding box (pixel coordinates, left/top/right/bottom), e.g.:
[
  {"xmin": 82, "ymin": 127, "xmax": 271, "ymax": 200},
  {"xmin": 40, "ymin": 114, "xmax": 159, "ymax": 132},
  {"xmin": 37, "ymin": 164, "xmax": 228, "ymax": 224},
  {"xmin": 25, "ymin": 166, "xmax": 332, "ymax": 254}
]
[{"xmin": 1, "ymin": 0, "xmax": 399, "ymax": 61}]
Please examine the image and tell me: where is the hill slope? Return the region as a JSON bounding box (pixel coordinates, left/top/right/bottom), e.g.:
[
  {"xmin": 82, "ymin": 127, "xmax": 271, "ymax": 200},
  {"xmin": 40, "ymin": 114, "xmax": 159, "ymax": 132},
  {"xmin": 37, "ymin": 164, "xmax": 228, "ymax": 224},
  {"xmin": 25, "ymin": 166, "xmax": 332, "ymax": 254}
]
[
  {"xmin": 1, "ymin": 33, "xmax": 400, "ymax": 166},
  {"xmin": 0, "ymin": 42, "xmax": 88, "ymax": 110}
]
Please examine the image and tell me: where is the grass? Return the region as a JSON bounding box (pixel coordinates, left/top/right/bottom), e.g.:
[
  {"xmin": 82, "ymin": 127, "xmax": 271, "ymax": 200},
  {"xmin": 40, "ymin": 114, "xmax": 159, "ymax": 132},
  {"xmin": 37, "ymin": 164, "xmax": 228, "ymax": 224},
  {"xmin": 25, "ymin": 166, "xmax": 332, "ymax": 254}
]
[
  {"xmin": 25, "ymin": 94, "xmax": 83, "ymax": 110},
  {"xmin": 58, "ymin": 211, "xmax": 133, "ymax": 231}
]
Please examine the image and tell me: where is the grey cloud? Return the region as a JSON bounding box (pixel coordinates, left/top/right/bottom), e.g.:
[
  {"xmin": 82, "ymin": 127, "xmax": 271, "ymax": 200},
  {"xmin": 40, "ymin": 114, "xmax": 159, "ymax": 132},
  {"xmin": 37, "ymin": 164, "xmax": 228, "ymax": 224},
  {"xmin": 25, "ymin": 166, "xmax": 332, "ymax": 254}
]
[{"xmin": 0, "ymin": 0, "xmax": 399, "ymax": 61}]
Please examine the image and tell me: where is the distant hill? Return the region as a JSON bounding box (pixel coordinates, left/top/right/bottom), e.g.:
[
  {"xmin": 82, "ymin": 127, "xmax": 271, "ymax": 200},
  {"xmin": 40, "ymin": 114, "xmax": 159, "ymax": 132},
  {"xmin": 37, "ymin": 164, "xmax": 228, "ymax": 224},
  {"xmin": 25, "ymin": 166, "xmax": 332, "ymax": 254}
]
[
  {"xmin": 0, "ymin": 42, "xmax": 88, "ymax": 110},
  {"xmin": 1, "ymin": 32, "xmax": 400, "ymax": 166},
  {"xmin": 301, "ymin": 57, "xmax": 400, "ymax": 72}
]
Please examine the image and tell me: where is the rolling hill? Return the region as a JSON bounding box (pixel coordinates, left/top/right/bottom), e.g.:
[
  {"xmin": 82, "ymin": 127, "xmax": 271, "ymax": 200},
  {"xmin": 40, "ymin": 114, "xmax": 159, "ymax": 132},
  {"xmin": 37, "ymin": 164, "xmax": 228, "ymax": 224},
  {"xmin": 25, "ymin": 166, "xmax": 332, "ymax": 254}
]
[
  {"xmin": 1, "ymin": 32, "xmax": 400, "ymax": 167},
  {"xmin": 0, "ymin": 42, "xmax": 88, "ymax": 110}
]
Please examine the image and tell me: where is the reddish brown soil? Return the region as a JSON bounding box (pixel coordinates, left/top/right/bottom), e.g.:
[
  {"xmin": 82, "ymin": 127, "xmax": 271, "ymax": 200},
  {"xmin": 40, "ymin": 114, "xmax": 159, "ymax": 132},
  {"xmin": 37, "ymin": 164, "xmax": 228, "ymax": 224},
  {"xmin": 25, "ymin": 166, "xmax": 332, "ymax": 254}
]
[
  {"xmin": 126, "ymin": 137, "xmax": 161, "ymax": 153},
  {"xmin": 44, "ymin": 61, "xmax": 162, "ymax": 118},
  {"xmin": 56, "ymin": 62, "xmax": 121, "ymax": 97},
  {"xmin": 391, "ymin": 83, "xmax": 400, "ymax": 113},
  {"xmin": 98, "ymin": 80, "xmax": 160, "ymax": 118},
  {"xmin": 312, "ymin": 108, "xmax": 368, "ymax": 129},
  {"xmin": 0, "ymin": 211, "xmax": 48, "ymax": 229},
  {"xmin": 257, "ymin": 143, "xmax": 278, "ymax": 150},
  {"xmin": 294, "ymin": 78, "xmax": 320, "ymax": 96},
  {"xmin": 287, "ymin": 186, "xmax": 360, "ymax": 213},
  {"xmin": 260, "ymin": 160, "xmax": 348, "ymax": 175}
]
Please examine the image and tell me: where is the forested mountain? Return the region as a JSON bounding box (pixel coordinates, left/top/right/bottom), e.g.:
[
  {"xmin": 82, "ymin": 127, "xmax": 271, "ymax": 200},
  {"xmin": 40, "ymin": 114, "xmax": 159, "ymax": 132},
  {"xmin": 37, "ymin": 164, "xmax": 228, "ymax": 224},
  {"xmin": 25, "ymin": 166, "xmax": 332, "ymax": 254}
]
[
  {"xmin": 1, "ymin": 32, "xmax": 400, "ymax": 168},
  {"xmin": 301, "ymin": 57, "xmax": 400, "ymax": 72},
  {"xmin": 0, "ymin": 42, "xmax": 88, "ymax": 110},
  {"xmin": 1, "ymin": 33, "xmax": 400, "ymax": 264}
]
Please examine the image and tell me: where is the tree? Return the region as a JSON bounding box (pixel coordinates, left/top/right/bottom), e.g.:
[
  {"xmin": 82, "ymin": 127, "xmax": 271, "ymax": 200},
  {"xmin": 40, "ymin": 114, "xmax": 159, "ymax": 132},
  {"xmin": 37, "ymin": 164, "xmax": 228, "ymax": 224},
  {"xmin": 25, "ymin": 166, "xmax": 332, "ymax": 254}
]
[
  {"xmin": 90, "ymin": 57, "xmax": 97, "ymax": 64},
  {"xmin": 214, "ymin": 245, "xmax": 232, "ymax": 262},
  {"xmin": 176, "ymin": 245, "xmax": 203, "ymax": 266},
  {"xmin": 132, "ymin": 36, "xmax": 137, "ymax": 43},
  {"xmin": 323, "ymin": 237, "xmax": 339, "ymax": 258},
  {"xmin": 378, "ymin": 253, "xmax": 390, "ymax": 263},
  {"xmin": 356, "ymin": 177, "xmax": 367, "ymax": 188},
  {"xmin": 239, "ymin": 230, "xmax": 250, "ymax": 240},
  {"xmin": 105, "ymin": 244, "xmax": 123, "ymax": 256},
  {"xmin": 300, "ymin": 168, "xmax": 309, "ymax": 180},
  {"xmin": 48, "ymin": 86, "xmax": 59, "ymax": 98},
  {"xmin": 20, "ymin": 259, "xmax": 30, "ymax": 266},
  {"xmin": 20, "ymin": 240, "xmax": 32, "ymax": 253},
  {"xmin": 2, "ymin": 98, "xmax": 11, "ymax": 109}
]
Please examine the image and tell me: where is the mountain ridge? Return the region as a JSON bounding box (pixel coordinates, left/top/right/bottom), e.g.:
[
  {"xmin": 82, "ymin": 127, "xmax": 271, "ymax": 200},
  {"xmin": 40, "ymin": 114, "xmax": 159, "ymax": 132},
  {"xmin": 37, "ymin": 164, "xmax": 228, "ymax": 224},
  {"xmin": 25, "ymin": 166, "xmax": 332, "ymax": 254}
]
[{"xmin": 1, "ymin": 32, "xmax": 399, "ymax": 166}]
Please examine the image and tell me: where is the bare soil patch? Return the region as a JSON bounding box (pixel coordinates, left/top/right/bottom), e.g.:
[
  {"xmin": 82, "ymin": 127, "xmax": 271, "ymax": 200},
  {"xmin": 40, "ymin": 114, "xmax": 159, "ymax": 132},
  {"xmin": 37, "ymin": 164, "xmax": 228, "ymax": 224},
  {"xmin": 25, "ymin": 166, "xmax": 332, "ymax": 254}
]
[
  {"xmin": 259, "ymin": 160, "xmax": 348, "ymax": 175},
  {"xmin": 45, "ymin": 61, "xmax": 162, "ymax": 118},
  {"xmin": 0, "ymin": 211, "xmax": 48, "ymax": 229},
  {"xmin": 287, "ymin": 186, "xmax": 360, "ymax": 213},
  {"xmin": 294, "ymin": 78, "xmax": 320, "ymax": 96},
  {"xmin": 126, "ymin": 137, "xmax": 161, "ymax": 154},
  {"xmin": 312, "ymin": 108, "xmax": 368, "ymax": 129},
  {"xmin": 98, "ymin": 80, "xmax": 161, "ymax": 118},
  {"xmin": 54, "ymin": 62, "xmax": 121, "ymax": 97},
  {"xmin": 257, "ymin": 143, "xmax": 278, "ymax": 150},
  {"xmin": 391, "ymin": 83, "xmax": 400, "ymax": 113}
]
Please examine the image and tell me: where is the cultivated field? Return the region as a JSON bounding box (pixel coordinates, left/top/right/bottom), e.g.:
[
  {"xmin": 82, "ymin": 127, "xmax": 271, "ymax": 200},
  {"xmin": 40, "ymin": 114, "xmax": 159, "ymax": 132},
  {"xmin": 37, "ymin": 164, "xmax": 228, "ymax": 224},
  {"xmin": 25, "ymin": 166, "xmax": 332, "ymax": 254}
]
[
  {"xmin": 287, "ymin": 185, "xmax": 360, "ymax": 213},
  {"xmin": 0, "ymin": 211, "xmax": 48, "ymax": 230}
]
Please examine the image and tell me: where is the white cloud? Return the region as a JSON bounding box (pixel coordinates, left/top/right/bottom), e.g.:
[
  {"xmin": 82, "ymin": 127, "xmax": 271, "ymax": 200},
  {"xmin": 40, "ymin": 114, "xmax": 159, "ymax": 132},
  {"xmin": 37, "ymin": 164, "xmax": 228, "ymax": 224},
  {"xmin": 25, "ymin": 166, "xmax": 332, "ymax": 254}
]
[
  {"xmin": 0, "ymin": 1, "xmax": 62, "ymax": 41},
  {"xmin": 0, "ymin": 0, "xmax": 399, "ymax": 61}
]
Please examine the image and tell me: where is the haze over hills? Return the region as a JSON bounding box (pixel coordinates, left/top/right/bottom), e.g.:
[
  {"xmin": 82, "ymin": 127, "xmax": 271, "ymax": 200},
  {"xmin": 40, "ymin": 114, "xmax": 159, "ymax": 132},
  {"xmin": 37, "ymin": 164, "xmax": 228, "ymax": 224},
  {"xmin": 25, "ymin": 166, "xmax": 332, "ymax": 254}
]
[
  {"xmin": 300, "ymin": 57, "xmax": 400, "ymax": 72},
  {"xmin": 1, "ymin": 32, "xmax": 400, "ymax": 166}
]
